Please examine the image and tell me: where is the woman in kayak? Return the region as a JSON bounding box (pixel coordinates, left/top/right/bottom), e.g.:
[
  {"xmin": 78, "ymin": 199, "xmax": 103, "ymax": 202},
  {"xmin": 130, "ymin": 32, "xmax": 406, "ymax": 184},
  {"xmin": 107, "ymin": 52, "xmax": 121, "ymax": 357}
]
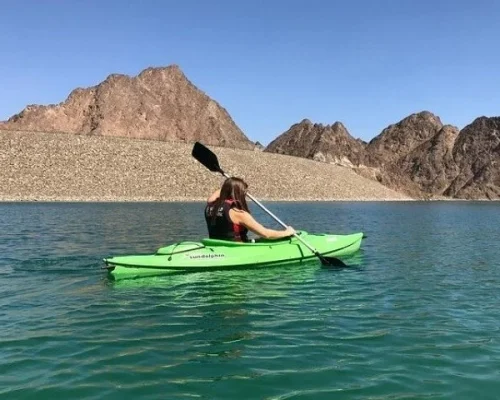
[{"xmin": 205, "ymin": 177, "xmax": 295, "ymax": 242}]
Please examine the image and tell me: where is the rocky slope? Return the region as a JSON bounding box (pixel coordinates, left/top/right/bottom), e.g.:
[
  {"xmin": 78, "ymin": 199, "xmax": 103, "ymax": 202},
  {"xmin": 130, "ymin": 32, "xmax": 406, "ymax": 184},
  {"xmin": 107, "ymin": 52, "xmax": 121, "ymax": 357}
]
[
  {"xmin": 0, "ymin": 65, "xmax": 255, "ymax": 150},
  {"xmin": 0, "ymin": 130, "xmax": 410, "ymax": 201}
]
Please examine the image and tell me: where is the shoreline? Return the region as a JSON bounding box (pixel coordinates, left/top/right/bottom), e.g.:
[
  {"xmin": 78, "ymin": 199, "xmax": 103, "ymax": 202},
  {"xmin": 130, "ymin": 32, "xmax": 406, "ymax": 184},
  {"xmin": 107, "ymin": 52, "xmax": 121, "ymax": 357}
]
[
  {"xmin": 0, "ymin": 196, "xmax": 417, "ymax": 202},
  {"xmin": 2, "ymin": 196, "xmax": 490, "ymax": 203}
]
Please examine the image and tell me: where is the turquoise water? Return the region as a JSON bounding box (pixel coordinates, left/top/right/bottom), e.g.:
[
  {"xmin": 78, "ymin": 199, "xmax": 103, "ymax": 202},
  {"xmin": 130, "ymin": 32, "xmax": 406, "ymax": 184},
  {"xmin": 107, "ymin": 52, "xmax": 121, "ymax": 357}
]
[{"xmin": 1, "ymin": 201, "xmax": 500, "ymax": 399}]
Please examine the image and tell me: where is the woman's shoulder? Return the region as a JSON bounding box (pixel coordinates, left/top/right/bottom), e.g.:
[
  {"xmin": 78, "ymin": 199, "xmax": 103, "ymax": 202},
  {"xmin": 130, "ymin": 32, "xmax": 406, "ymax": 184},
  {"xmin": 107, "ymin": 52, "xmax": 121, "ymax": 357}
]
[{"xmin": 228, "ymin": 207, "xmax": 250, "ymax": 222}]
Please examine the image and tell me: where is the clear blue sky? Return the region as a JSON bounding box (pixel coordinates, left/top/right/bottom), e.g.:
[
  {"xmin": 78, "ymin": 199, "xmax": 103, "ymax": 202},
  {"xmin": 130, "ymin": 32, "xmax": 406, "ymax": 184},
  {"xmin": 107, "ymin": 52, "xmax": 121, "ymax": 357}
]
[{"xmin": 1, "ymin": 0, "xmax": 499, "ymax": 144}]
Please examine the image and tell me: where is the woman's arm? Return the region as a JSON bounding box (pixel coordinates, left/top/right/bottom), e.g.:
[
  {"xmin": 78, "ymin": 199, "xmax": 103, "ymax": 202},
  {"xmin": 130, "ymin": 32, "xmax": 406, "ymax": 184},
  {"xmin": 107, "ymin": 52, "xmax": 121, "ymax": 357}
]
[
  {"xmin": 230, "ymin": 209, "xmax": 295, "ymax": 239},
  {"xmin": 207, "ymin": 189, "xmax": 221, "ymax": 203}
]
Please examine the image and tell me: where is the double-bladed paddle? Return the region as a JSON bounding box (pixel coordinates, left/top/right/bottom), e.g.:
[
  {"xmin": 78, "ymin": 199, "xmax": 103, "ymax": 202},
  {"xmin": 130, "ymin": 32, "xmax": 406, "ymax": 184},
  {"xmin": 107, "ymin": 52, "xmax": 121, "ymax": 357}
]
[{"xmin": 192, "ymin": 141, "xmax": 348, "ymax": 268}]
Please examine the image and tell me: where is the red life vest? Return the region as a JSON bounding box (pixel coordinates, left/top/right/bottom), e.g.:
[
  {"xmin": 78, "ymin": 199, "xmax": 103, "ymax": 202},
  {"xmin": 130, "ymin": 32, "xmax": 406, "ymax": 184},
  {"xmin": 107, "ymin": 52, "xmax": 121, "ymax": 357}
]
[{"xmin": 204, "ymin": 199, "xmax": 249, "ymax": 242}]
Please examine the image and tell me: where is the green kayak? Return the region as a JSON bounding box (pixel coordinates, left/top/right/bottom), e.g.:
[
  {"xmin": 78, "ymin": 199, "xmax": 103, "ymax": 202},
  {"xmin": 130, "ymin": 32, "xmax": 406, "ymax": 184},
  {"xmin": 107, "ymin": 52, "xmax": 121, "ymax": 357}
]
[{"xmin": 104, "ymin": 231, "xmax": 364, "ymax": 279}]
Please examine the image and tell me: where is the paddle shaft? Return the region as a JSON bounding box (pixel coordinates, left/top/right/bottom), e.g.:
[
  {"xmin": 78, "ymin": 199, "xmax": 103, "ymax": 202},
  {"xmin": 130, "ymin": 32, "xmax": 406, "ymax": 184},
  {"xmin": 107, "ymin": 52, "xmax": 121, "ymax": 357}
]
[
  {"xmin": 221, "ymin": 172, "xmax": 322, "ymax": 256},
  {"xmin": 192, "ymin": 141, "xmax": 346, "ymax": 266}
]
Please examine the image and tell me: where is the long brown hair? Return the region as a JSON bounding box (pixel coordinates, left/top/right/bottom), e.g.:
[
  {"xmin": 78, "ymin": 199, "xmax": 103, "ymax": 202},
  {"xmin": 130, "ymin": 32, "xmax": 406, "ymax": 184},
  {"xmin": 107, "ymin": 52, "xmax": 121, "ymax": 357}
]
[{"xmin": 212, "ymin": 177, "xmax": 250, "ymax": 218}]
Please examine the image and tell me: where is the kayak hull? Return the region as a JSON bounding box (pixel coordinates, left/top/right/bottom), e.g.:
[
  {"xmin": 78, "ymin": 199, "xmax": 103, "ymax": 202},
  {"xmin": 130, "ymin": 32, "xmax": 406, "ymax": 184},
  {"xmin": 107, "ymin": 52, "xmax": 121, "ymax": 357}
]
[{"xmin": 104, "ymin": 231, "xmax": 364, "ymax": 279}]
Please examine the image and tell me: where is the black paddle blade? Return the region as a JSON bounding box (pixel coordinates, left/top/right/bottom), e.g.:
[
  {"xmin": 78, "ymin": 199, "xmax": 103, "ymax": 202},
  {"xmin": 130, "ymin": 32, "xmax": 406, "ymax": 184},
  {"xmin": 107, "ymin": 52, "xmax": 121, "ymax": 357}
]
[
  {"xmin": 192, "ymin": 142, "xmax": 224, "ymax": 174},
  {"xmin": 319, "ymin": 254, "xmax": 348, "ymax": 268}
]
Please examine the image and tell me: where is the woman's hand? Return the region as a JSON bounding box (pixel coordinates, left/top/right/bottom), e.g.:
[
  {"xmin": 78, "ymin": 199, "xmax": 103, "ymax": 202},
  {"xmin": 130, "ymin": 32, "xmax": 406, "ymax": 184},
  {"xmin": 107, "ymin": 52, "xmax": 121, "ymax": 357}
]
[{"xmin": 284, "ymin": 226, "xmax": 296, "ymax": 237}]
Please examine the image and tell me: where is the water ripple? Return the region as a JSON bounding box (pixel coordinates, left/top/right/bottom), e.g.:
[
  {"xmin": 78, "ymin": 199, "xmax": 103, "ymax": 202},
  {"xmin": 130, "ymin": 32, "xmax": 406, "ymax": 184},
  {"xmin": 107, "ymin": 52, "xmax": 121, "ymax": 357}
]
[{"xmin": 1, "ymin": 202, "xmax": 500, "ymax": 399}]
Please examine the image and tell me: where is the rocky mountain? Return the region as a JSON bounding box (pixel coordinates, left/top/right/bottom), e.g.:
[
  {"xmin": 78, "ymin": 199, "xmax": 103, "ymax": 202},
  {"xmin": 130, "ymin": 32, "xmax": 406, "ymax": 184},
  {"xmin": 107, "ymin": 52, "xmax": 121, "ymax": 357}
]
[
  {"xmin": 0, "ymin": 65, "xmax": 255, "ymax": 150},
  {"xmin": 369, "ymin": 123, "xmax": 459, "ymax": 198},
  {"xmin": 365, "ymin": 111, "xmax": 444, "ymax": 167},
  {"xmin": 2, "ymin": 63, "xmax": 498, "ymax": 199},
  {"xmin": 369, "ymin": 113, "xmax": 500, "ymax": 199},
  {"xmin": 444, "ymin": 117, "xmax": 500, "ymax": 199},
  {"xmin": 266, "ymin": 111, "xmax": 500, "ymax": 200},
  {"xmin": 264, "ymin": 119, "xmax": 366, "ymax": 167},
  {"xmin": 394, "ymin": 125, "xmax": 460, "ymax": 195}
]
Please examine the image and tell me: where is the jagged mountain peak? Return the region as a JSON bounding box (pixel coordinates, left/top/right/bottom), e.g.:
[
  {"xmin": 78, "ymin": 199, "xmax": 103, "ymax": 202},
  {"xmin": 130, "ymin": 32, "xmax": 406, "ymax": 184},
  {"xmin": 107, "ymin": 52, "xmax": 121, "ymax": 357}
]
[
  {"xmin": 0, "ymin": 64, "xmax": 254, "ymax": 150},
  {"xmin": 265, "ymin": 119, "xmax": 365, "ymax": 166}
]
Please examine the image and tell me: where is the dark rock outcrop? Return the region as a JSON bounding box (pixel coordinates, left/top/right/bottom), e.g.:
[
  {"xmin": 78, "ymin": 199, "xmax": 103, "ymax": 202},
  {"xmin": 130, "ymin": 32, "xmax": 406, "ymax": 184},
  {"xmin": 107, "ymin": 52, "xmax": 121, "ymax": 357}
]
[
  {"xmin": 365, "ymin": 111, "xmax": 444, "ymax": 167},
  {"xmin": 395, "ymin": 125, "xmax": 460, "ymax": 195},
  {"xmin": 444, "ymin": 117, "xmax": 500, "ymax": 199},
  {"xmin": 0, "ymin": 65, "xmax": 254, "ymax": 150},
  {"xmin": 265, "ymin": 111, "xmax": 500, "ymax": 200},
  {"xmin": 264, "ymin": 119, "xmax": 366, "ymax": 167}
]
